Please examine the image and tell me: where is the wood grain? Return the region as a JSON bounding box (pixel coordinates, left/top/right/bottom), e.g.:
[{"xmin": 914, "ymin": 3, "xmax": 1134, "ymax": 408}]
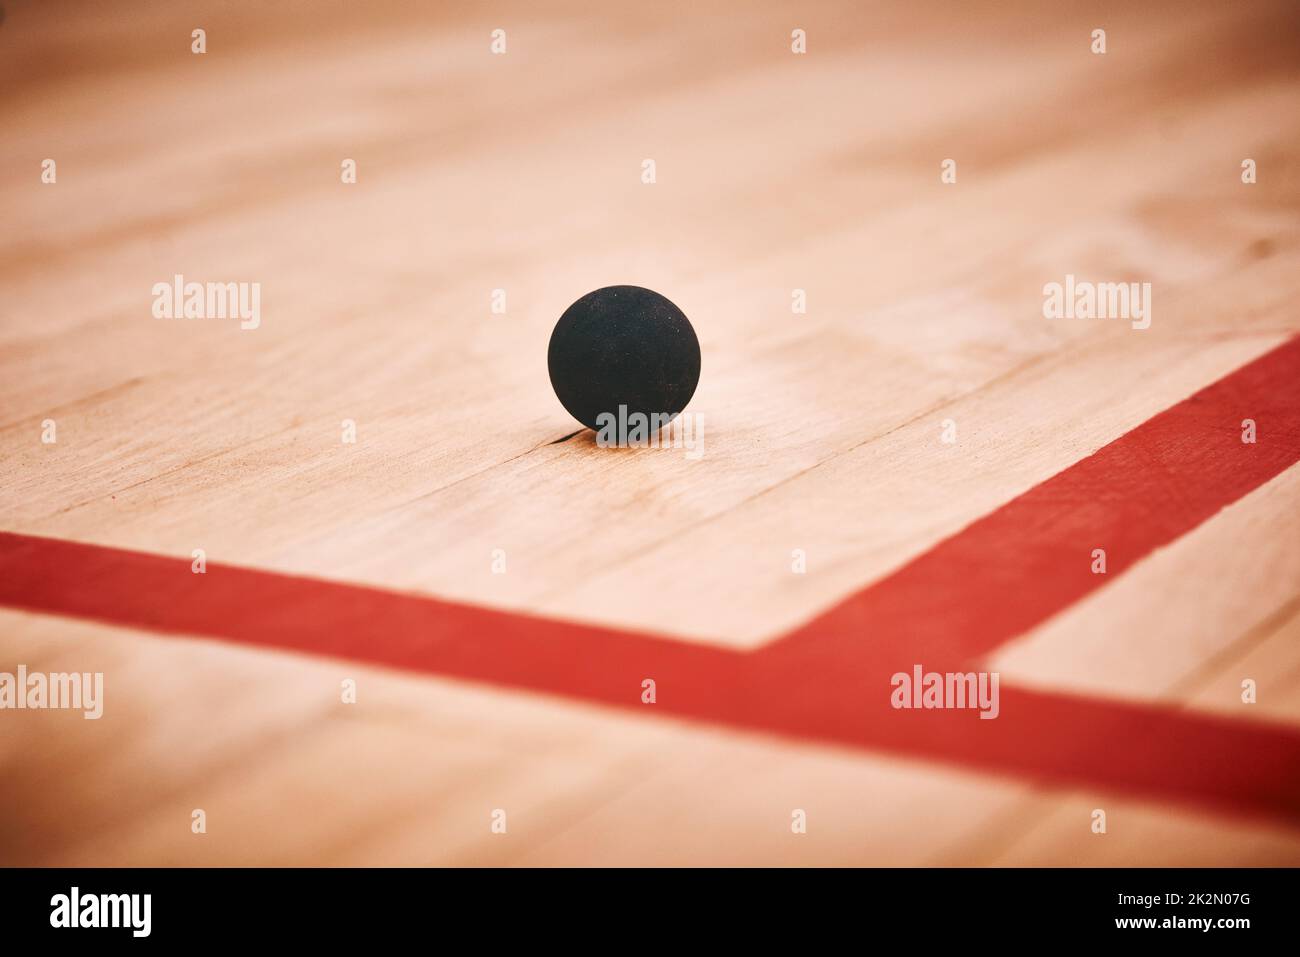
[{"xmin": 1, "ymin": 0, "xmax": 1298, "ymax": 864}]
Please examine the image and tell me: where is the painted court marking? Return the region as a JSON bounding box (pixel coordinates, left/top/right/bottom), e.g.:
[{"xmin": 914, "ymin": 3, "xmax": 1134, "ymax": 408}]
[{"xmin": 3, "ymin": 336, "xmax": 1299, "ymax": 826}]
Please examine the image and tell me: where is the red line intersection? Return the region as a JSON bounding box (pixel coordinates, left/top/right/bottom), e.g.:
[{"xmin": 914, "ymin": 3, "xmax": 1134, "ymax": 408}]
[{"xmin": 3, "ymin": 336, "xmax": 1299, "ymax": 826}]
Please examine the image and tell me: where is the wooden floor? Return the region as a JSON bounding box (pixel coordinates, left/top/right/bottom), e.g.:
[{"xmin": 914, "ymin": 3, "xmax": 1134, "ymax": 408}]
[{"xmin": 2, "ymin": 0, "xmax": 1299, "ymax": 865}]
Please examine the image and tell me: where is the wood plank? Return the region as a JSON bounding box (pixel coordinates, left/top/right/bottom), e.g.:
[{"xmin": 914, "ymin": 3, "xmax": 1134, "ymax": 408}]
[{"xmin": 1, "ymin": 0, "xmax": 1297, "ymax": 866}]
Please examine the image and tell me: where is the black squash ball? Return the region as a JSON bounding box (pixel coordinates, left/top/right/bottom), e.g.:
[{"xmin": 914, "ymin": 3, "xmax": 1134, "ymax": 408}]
[{"xmin": 547, "ymin": 285, "xmax": 701, "ymax": 433}]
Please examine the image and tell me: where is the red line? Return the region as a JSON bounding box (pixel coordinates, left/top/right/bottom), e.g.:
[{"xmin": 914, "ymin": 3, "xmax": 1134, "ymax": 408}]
[
  {"xmin": 764, "ymin": 335, "xmax": 1300, "ymax": 670},
  {"xmin": 2, "ymin": 337, "xmax": 1299, "ymax": 826}
]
